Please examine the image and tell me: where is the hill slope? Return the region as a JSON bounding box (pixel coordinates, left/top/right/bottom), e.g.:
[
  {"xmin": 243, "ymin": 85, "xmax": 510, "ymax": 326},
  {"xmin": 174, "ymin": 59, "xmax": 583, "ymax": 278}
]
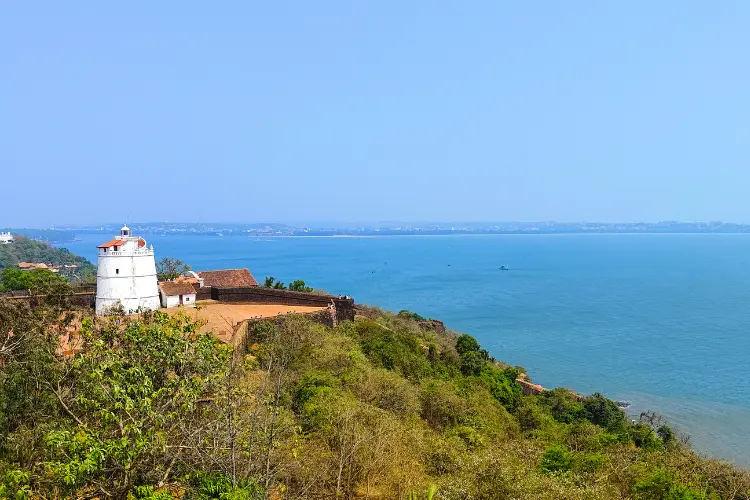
[
  {"xmin": 0, "ymin": 236, "xmax": 95, "ymax": 278},
  {"xmin": 0, "ymin": 303, "xmax": 747, "ymax": 498}
]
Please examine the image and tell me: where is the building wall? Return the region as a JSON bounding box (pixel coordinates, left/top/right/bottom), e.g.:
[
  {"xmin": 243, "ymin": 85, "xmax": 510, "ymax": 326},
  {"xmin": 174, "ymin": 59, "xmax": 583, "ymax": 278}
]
[
  {"xmin": 96, "ymin": 251, "xmax": 159, "ymax": 314},
  {"xmin": 161, "ymin": 293, "xmax": 197, "ymax": 308},
  {"xmin": 209, "ymin": 286, "xmax": 356, "ymax": 323}
]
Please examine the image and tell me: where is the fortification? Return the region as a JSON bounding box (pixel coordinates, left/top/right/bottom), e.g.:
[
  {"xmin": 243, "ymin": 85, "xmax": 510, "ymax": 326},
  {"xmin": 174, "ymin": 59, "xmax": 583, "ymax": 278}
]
[{"xmin": 95, "ymin": 225, "xmax": 159, "ymax": 315}]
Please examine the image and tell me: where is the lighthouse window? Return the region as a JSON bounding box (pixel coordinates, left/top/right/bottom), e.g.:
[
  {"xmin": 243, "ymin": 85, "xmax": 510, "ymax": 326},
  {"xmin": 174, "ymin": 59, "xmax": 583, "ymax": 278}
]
[{"xmin": 116, "ymin": 269, "xmax": 119, "ymax": 275}]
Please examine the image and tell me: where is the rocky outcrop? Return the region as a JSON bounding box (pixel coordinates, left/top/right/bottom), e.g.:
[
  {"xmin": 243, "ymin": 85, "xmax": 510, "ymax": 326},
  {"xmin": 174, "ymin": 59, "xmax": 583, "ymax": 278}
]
[
  {"xmin": 418, "ymin": 319, "xmax": 446, "ymax": 334},
  {"xmin": 516, "ymin": 373, "xmax": 546, "ymax": 395}
]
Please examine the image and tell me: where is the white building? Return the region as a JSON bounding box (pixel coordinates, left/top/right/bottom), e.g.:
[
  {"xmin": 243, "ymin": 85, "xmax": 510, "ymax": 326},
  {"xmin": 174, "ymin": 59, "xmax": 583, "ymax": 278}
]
[
  {"xmin": 95, "ymin": 225, "xmax": 160, "ymax": 315},
  {"xmin": 0, "ymin": 232, "xmax": 14, "ymax": 244},
  {"xmin": 158, "ymin": 281, "xmax": 197, "ymax": 308}
]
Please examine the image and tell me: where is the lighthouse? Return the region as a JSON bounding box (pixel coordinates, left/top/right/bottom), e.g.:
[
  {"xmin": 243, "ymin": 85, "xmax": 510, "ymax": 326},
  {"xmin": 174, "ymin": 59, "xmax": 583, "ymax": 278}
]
[{"xmin": 95, "ymin": 225, "xmax": 160, "ymax": 315}]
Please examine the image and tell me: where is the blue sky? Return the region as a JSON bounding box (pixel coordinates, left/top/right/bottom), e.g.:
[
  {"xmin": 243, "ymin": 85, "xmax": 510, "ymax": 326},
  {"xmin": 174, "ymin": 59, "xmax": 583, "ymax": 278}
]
[{"xmin": 2, "ymin": 2, "xmax": 749, "ymax": 227}]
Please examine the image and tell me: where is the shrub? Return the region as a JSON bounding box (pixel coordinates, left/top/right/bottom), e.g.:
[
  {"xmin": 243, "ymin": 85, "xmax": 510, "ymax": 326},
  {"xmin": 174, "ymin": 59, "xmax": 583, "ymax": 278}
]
[
  {"xmin": 289, "ymin": 280, "xmax": 313, "ymax": 292},
  {"xmin": 539, "ymin": 388, "xmax": 585, "ymax": 424},
  {"xmin": 351, "ymin": 367, "xmax": 420, "ymax": 417},
  {"xmin": 575, "ymin": 452, "xmax": 607, "ymax": 473},
  {"xmin": 294, "ymin": 371, "xmax": 336, "ymax": 408},
  {"xmin": 629, "ymin": 423, "xmax": 663, "ymax": 451},
  {"xmin": 479, "ymin": 365, "xmax": 522, "ymax": 410},
  {"xmin": 455, "ymin": 334, "xmax": 480, "ymax": 355},
  {"xmin": 447, "ymin": 425, "xmax": 486, "ymax": 450},
  {"xmin": 633, "ymin": 469, "xmax": 711, "ymax": 499},
  {"xmin": 460, "ymin": 351, "xmax": 484, "ymax": 376},
  {"xmin": 356, "ymin": 321, "xmax": 432, "ymax": 380},
  {"xmin": 397, "ymin": 310, "xmax": 426, "ymax": 322},
  {"xmin": 516, "ymin": 398, "xmax": 548, "ymax": 431},
  {"xmin": 657, "ymin": 425, "xmax": 677, "ymax": 447},
  {"xmin": 540, "ymin": 445, "xmax": 573, "ymax": 474},
  {"xmin": 582, "ymin": 393, "xmax": 627, "ymax": 432},
  {"xmin": 189, "ymin": 471, "xmax": 263, "ymax": 500},
  {"xmin": 420, "ymin": 381, "xmax": 467, "ymax": 429}
]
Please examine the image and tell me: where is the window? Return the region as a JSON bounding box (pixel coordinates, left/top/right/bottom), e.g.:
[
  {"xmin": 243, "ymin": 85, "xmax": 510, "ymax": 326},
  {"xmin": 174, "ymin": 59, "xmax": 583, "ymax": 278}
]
[
  {"xmin": 185, "ymin": 297, "xmax": 190, "ymax": 301},
  {"xmin": 116, "ymin": 269, "xmax": 119, "ymax": 275}
]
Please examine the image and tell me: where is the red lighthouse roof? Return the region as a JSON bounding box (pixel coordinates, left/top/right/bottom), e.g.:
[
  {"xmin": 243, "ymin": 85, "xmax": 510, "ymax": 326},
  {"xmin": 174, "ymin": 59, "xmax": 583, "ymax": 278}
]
[{"xmin": 97, "ymin": 239, "xmax": 127, "ymax": 249}]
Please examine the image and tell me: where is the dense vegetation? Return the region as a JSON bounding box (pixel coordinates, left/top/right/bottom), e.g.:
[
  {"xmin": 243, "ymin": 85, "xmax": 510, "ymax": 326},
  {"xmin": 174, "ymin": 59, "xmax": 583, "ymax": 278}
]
[
  {"xmin": 0, "ymin": 268, "xmax": 71, "ymax": 293},
  {"xmin": 0, "ymin": 236, "xmax": 95, "ymax": 282},
  {"xmin": 1, "ymin": 299, "xmax": 749, "ymax": 499}
]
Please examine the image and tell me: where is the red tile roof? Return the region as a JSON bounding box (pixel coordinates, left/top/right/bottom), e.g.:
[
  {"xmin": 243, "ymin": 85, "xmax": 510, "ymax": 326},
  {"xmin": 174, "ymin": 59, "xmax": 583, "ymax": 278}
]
[
  {"xmin": 138, "ymin": 237, "xmax": 146, "ymax": 247},
  {"xmin": 198, "ymin": 268, "xmax": 258, "ymax": 288},
  {"xmin": 159, "ymin": 281, "xmax": 198, "ymax": 297},
  {"xmin": 97, "ymin": 239, "xmax": 127, "ymax": 248}
]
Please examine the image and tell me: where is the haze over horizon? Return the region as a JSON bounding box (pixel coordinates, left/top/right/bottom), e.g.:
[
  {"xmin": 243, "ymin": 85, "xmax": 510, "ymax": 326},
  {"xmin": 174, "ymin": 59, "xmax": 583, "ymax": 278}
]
[{"xmin": 3, "ymin": 2, "xmax": 749, "ymax": 227}]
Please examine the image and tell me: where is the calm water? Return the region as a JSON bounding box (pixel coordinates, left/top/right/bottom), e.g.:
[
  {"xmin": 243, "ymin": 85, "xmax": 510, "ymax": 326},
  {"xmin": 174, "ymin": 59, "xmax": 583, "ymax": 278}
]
[{"xmin": 63, "ymin": 233, "xmax": 750, "ymax": 466}]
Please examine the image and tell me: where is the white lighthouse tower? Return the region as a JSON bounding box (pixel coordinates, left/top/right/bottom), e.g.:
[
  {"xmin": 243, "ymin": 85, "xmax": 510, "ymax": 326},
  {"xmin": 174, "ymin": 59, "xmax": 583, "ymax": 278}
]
[{"xmin": 95, "ymin": 225, "xmax": 160, "ymax": 315}]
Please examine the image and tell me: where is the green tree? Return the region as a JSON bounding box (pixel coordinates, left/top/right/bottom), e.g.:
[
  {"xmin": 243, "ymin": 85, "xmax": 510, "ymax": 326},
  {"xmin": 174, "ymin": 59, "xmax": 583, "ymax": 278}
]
[
  {"xmin": 460, "ymin": 351, "xmax": 484, "ymax": 376},
  {"xmin": 155, "ymin": 257, "xmax": 190, "ymax": 281},
  {"xmin": 582, "ymin": 393, "xmax": 627, "ymax": 432},
  {"xmin": 455, "ymin": 334, "xmax": 480, "ymax": 355},
  {"xmin": 0, "ymin": 268, "xmax": 69, "ymax": 294},
  {"xmin": 288, "ymin": 280, "xmax": 312, "ymax": 292},
  {"xmin": 262, "ymin": 276, "xmax": 287, "ymax": 289},
  {"xmin": 42, "ymin": 312, "xmax": 231, "ymax": 497}
]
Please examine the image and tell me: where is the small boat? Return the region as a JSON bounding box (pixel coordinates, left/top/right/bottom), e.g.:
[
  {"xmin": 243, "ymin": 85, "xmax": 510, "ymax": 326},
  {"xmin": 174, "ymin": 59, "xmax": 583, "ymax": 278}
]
[{"xmin": 499, "ymin": 265, "xmax": 509, "ymax": 271}]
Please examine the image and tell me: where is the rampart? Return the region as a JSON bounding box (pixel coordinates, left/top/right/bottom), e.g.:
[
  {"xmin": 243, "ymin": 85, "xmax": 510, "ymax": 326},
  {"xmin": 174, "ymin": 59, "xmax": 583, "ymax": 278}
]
[
  {"xmin": 208, "ymin": 286, "xmax": 355, "ymax": 324},
  {"xmin": 0, "ymin": 286, "xmax": 96, "ymax": 308}
]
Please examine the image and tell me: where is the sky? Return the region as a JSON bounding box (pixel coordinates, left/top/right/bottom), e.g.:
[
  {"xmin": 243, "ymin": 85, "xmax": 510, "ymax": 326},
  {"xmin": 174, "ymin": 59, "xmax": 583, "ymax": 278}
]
[{"xmin": 2, "ymin": 2, "xmax": 750, "ymax": 227}]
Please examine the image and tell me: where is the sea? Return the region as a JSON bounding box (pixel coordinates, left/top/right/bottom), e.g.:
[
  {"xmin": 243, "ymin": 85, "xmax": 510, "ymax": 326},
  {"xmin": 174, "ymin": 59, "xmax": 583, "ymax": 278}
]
[{"xmin": 61, "ymin": 233, "xmax": 750, "ymax": 467}]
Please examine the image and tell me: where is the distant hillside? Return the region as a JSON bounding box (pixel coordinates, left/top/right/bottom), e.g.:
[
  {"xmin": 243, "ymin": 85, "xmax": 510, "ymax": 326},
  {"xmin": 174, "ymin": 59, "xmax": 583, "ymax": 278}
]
[
  {"xmin": 0, "ymin": 236, "xmax": 95, "ymax": 278},
  {"xmin": 0, "ymin": 229, "xmax": 78, "ymax": 244}
]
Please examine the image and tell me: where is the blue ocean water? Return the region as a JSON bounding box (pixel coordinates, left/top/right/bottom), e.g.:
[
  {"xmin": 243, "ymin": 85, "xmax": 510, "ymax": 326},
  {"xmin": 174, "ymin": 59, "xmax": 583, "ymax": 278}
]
[{"xmin": 62, "ymin": 233, "xmax": 750, "ymax": 466}]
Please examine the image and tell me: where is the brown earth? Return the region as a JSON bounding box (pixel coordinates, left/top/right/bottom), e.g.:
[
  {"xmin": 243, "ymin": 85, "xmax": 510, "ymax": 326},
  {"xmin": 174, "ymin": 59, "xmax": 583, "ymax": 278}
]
[{"xmin": 161, "ymin": 300, "xmax": 327, "ymax": 341}]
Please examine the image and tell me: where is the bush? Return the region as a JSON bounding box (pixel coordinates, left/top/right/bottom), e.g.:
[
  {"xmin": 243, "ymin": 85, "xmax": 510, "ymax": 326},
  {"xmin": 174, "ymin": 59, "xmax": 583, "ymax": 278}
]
[
  {"xmin": 539, "ymin": 388, "xmax": 585, "ymax": 424},
  {"xmin": 575, "ymin": 452, "xmax": 607, "ymax": 473},
  {"xmin": 351, "ymin": 367, "xmax": 420, "ymax": 417},
  {"xmin": 460, "ymin": 351, "xmax": 484, "ymax": 376},
  {"xmin": 478, "ymin": 366, "xmax": 522, "ymax": 410},
  {"xmin": 420, "ymin": 381, "xmax": 467, "ymax": 429},
  {"xmin": 447, "ymin": 425, "xmax": 485, "ymax": 449},
  {"xmin": 455, "ymin": 334, "xmax": 480, "ymax": 355},
  {"xmin": 355, "ymin": 321, "xmax": 432, "ymax": 380},
  {"xmin": 657, "ymin": 425, "xmax": 677, "ymax": 447},
  {"xmin": 540, "ymin": 445, "xmax": 573, "ymax": 474},
  {"xmin": 582, "ymin": 393, "xmax": 627, "ymax": 432},
  {"xmin": 189, "ymin": 471, "xmax": 263, "ymax": 499},
  {"xmin": 633, "ymin": 469, "xmax": 711, "ymax": 499},
  {"xmin": 397, "ymin": 310, "xmax": 426, "ymax": 322},
  {"xmin": 630, "ymin": 423, "xmax": 663, "ymax": 451},
  {"xmin": 294, "ymin": 371, "xmax": 336, "ymax": 408},
  {"xmin": 289, "ymin": 280, "xmax": 313, "ymax": 292}
]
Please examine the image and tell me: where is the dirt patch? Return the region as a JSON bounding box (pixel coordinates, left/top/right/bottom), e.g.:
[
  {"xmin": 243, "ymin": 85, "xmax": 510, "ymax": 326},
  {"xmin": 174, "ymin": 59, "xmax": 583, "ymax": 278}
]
[{"xmin": 162, "ymin": 301, "xmax": 327, "ymax": 342}]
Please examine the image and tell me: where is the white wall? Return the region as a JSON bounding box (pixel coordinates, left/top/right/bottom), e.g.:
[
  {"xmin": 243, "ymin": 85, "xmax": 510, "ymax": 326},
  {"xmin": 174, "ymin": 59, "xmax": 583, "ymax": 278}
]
[
  {"xmin": 161, "ymin": 293, "xmax": 197, "ymax": 309},
  {"xmin": 96, "ymin": 244, "xmax": 159, "ymax": 315}
]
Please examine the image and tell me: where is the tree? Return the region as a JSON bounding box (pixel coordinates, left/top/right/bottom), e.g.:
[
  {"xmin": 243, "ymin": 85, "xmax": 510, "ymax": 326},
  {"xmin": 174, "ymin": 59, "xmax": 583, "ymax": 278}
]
[
  {"xmin": 455, "ymin": 334, "xmax": 480, "ymax": 355},
  {"xmin": 288, "ymin": 280, "xmax": 312, "ymax": 293},
  {"xmin": 156, "ymin": 257, "xmax": 190, "ymax": 281},
  {"xmin": 41, "ymin": 312, "xmax": 232, "ymax": 497},
  {"xmin": 460, "ymin": 351, "xmax": 484, "ymax": 376},
  {"xmin": 262, "ymin": 276, "xmax": 287, "ymax": 289},
  {"xmin": 582, "ymin": 393, "xmax": 627, "ymax": 432},
  {"xmin": 0, "ymin": 268, "xmax": 69, "ymax": 293}
]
